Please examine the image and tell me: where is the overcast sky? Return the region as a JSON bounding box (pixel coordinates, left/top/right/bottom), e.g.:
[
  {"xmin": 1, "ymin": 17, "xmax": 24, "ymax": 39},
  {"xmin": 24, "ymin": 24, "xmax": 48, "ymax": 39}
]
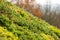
[
  {"xmin": 7, "ymin": 0, "xmax": 60, "ymax": 5},
  {"xmin": 36, "ymin": 0, "xmax": 60, "ymax": 5}
]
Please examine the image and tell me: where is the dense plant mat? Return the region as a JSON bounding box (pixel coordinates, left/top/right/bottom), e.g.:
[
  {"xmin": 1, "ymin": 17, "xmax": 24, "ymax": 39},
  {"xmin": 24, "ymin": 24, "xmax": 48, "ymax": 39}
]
[
  {"xmin": 0, "ymin": 0, "xmax": 60, "ymax": 40},
  {"xmin": 0, "ymin": 26, "xmax": 18, "ymax": 40}
]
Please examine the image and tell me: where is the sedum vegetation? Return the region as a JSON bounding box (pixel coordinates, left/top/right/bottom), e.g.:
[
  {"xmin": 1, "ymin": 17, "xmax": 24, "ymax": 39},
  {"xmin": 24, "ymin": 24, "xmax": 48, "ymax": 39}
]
[
  {"xmin": 0, "ymin": 0, "xmax": 60, "ymax": 40},
  {"xmin": 0, "ymin": 26, "xmax": 18, "ymax": 40}
]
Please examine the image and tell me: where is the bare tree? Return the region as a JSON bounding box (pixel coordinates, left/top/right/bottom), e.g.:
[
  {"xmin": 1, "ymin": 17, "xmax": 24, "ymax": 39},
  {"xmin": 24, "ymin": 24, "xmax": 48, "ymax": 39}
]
[{"xmin": 16, "ymin": 0, "xmax": 42, "ymax": 18}]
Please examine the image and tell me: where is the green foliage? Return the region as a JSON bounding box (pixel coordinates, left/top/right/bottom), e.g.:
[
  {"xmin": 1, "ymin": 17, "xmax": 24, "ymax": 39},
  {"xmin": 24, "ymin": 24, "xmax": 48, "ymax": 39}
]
[
  {"xmin": 0, "ymin": 26, "xmax": 18, "ymax": 40},
  {"xmin": 0, "ymin": 14, "xmax": 45, "ymax": 40},
  {"xmin": 0, "ymin": 0, "xmax": 60, "ymax": 40}
]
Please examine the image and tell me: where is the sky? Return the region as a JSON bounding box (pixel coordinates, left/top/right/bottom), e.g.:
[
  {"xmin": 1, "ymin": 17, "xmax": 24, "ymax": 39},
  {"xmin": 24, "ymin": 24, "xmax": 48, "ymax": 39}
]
[
  {"xmin": 36, "ymin": 0, "xmax": 60, "ymax": 5},
  {"xmin": 7, "ymin": 0, "xmax": 60, "ymax": 5},
  {"xmin": 36, "ymin": 0, "xmax": 47, "ymax": 5}
]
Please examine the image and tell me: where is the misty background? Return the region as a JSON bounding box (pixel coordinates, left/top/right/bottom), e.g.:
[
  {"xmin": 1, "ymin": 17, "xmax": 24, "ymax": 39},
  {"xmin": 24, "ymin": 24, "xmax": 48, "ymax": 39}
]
[{"xmin": 40, "ymin": 1, "xmax": 60, "ymax": 28}]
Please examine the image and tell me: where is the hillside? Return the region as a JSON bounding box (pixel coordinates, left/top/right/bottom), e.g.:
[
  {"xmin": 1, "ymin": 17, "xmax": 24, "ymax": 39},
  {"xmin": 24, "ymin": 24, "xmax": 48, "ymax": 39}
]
[{"xmin": 0, "ymin": 0, "xmax": 60, "ymax": 40}]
